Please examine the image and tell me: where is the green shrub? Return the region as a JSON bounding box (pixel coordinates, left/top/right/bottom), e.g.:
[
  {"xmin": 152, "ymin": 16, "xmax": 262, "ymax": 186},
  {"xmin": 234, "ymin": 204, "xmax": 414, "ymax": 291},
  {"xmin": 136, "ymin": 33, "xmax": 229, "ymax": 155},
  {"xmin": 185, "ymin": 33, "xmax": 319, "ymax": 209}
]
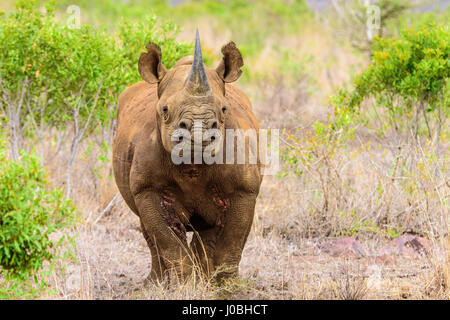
[
  {"xmin": 0, "ymin": 0, "xmax": 193, "ymax": 134},
  {"xmin": 0, "ymin": 134, "xmax": 76, "ymax": 279},
  {"xmin": 348, "ymin": 23, "xmax": 449, "ymax": 137}
]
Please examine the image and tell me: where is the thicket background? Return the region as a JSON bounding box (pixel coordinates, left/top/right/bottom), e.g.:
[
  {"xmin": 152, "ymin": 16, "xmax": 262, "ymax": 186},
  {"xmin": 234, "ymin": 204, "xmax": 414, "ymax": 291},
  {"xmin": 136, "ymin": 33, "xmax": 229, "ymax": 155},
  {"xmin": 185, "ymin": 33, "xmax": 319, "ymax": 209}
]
[{"xmin": 0, "ymin": 0, "xmax": 448, "ymax": 299}]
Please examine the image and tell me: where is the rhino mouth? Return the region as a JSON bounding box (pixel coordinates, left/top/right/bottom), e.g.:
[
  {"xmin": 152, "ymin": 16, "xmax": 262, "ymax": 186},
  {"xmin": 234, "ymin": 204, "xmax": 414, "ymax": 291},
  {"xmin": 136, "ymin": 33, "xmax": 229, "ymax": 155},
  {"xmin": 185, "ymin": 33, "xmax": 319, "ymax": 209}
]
[
  {"xmin": 183, "ymin": 167, "xmax": 200, "ymax": 177},
  {"xmin": 176, "ymin": 145, "xmax": 220, "ymax": 158},
  {"xmin": 191, "ymin": 139, "xmax": 219, "ymax": 150}
]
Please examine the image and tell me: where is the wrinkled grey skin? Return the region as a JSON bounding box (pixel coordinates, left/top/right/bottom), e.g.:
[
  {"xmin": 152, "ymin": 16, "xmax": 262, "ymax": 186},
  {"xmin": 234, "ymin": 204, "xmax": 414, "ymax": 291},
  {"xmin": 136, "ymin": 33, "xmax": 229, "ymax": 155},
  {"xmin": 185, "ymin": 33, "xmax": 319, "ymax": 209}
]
[{"xmin": 112, "ymin": 31, "xmax": 262, "ymax": 284}]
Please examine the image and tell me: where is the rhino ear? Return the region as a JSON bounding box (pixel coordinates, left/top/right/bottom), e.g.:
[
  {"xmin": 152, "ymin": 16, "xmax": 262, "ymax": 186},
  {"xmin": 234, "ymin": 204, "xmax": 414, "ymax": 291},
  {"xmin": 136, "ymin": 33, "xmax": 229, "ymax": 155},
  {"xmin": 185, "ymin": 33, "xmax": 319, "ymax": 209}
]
[
  {"xmin": 138, "ymin": 42, "xmax": 167, "ymax": 84},
  {"xmin": 216, "ymin": 41, "xmax": 243, "ymax": 83}
]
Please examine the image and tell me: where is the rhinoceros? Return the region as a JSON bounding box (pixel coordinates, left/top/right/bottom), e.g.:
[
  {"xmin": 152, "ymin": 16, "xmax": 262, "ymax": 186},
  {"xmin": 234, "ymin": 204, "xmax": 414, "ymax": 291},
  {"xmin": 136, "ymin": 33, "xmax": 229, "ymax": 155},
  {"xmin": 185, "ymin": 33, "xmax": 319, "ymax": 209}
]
[{"xmin": 112, "ymin": 31, "xmax": 262, "ymax": 284}]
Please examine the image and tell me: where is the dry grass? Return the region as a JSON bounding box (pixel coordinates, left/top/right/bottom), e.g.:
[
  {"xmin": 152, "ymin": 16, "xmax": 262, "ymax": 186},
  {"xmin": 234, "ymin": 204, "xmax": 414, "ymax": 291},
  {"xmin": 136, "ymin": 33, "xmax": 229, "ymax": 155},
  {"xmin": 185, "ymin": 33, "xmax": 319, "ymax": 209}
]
[
  {"xmin": 12, "ymin": 33, "xmax": 447, "ymax": 302},
  {"xmin": 29, "ymin": 79, "xmax": 446, "ymax": 298},
  {"xmin": 1, "ymin": 5, "xmax": 448, "ymax": 300},
  {"xmin": 421, "ymin": 238, "xmax": 450, "ymax": 299},
  {"xmin": 22, "ymin": 131, "xmax": 446, "ymax": 300}
]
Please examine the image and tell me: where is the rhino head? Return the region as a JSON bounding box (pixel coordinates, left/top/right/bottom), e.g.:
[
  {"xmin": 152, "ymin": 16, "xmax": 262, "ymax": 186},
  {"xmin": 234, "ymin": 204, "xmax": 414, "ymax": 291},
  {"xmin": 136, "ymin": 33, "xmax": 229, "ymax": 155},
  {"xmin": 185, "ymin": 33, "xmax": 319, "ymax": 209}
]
[{"xmin": 138, "ymin": 30, "xmax": 243, "ymax": 161}]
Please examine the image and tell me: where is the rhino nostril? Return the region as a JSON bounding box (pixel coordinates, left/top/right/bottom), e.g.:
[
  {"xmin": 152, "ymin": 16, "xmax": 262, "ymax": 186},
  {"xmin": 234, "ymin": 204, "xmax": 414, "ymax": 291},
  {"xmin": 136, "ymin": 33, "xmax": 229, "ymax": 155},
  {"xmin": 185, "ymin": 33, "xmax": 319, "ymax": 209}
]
[
  {"xmin": 211, "ymin": 121, "xmax": 217, "ymax": 129},
  {"xmin": 179, "ymin": 121, "xmax": 188, "ymax": 129}
]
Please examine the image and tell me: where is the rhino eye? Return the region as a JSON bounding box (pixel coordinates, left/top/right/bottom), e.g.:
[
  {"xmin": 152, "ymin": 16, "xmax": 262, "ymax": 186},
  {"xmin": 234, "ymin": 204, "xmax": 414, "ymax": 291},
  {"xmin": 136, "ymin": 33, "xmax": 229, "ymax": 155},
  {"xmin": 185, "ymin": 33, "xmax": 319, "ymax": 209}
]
[
  {"xmin": 222, "ymin": 106, "xmax": 227, "ymax": 114},
  {"xmin": 161, "ymin": 105, "xmax": 169, "ymax": 120}
]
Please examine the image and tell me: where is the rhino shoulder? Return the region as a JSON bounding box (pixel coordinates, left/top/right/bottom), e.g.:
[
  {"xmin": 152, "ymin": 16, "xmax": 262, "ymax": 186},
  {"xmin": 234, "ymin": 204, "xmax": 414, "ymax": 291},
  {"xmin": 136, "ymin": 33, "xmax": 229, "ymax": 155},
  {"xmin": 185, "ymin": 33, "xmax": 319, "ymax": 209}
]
[
  {"xmin": 129, "ymin": 128, "xmax": 168, "ymax": 196},
  {"xmin": 224, "ymin": 84, "xmax": 252, "ymax": 111},
  {"xmin": 116, "ymin": 81, "xmax": 158, "ymax": 133},
  {"xmin": 118, "ymin": 81, "xmax": 156, "ymax": 112}
]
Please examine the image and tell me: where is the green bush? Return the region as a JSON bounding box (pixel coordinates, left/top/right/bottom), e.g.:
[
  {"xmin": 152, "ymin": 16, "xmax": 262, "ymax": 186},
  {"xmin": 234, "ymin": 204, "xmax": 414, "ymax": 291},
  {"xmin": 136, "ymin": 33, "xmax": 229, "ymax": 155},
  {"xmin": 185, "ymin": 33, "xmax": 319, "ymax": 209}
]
[
  {"xmin": 0, "ymin": 135, "xmax": 76, "ymax": 279},
  {"xmin": 348, "ymin": 23, "xmax": 449, "ymax": 137},
  {"xmin": 0, "ymin": 0, "xmax": 193, "ymax": 133}
]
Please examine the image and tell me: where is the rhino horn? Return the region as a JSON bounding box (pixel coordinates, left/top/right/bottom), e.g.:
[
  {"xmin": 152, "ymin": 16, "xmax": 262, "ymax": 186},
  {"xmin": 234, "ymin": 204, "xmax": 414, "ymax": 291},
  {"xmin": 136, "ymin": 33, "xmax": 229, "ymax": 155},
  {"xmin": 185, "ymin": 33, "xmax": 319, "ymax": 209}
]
[{"xmin": 185, "ymin": 29, "xmax": 212, "ymax": 96}]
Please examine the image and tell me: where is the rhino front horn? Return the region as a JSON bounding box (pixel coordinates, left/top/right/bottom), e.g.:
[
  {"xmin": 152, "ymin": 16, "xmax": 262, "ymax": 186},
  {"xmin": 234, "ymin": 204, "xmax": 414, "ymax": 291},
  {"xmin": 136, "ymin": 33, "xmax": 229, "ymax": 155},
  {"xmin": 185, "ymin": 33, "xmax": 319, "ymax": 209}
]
[{"xmin": 184, "ymin": 29, "xmax": 212, "ymax": 96}]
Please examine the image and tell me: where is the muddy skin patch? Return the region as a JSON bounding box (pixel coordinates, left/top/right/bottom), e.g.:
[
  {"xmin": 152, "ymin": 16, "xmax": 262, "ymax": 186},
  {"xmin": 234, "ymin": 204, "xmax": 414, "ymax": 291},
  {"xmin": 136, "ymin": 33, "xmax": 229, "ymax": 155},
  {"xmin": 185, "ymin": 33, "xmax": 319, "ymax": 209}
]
[
  {"xmin": 159, "ymin": 191, "xmax": 187, "ymax": 241},
  {"xmin": 211, "ymin": 185, "xmax": 229, "ymax": 228},
  {"xmin": 211, "ymin": 185, "xmax": 229, "ymax": 212}
]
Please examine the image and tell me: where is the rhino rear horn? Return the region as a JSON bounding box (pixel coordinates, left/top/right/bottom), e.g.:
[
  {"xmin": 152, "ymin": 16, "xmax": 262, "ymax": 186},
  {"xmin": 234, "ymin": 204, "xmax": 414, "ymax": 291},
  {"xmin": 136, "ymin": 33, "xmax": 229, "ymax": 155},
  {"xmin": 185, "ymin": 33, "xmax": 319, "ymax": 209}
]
[{"xmin": 184, "ymin": 29, "xmax": 212, "ymax": 96}]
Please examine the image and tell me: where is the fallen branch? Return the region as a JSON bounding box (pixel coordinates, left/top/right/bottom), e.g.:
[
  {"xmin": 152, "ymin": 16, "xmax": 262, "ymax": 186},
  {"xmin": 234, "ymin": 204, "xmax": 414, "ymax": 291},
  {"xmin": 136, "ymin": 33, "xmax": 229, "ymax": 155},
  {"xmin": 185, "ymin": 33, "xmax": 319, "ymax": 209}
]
[{"xmin": 93, "ymin": 192, "xmax": 120, "ymax": 224}]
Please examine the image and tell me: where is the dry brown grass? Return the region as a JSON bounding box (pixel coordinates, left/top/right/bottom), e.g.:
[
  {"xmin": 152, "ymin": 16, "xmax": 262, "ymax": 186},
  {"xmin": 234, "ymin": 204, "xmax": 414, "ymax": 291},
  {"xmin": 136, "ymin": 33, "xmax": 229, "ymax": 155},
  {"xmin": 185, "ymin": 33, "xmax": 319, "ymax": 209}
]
[
  {"xmin": 421, "ymin": 238, "xmax": 450, "ymax": 299},
  {"xmin": 27, "ymin": 135, "xmax": 446, "ymax": 300},
  {"xmin": 30, "ymin": 87, "xmax": 446, "ymax": 299},
  {"xmin": 1, "ymin": 7, "xmax": 448, "ymax": 300},
  {"xmin": 21, "ymin": 35, "xmax": 447, "ymax": 302}
]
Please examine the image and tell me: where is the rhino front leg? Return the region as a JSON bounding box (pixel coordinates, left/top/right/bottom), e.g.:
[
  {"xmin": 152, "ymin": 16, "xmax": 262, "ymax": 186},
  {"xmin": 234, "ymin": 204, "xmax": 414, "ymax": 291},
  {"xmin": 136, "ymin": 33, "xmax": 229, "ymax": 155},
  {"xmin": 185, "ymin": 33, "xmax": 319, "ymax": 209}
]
[
  {"xmin": 134, "ymin": 190, "xmax": 192, "ymax": 284},
  {"xmin": 213, "ymin": 193, "xmax": 257, "ymax": 282},
  {"xmin": 140, "ymin": 220, "xmax": 167, "ymax": 284},
  {"xmin": 190, "ymin": 227, "xmax": 220, "ymax": 277}
]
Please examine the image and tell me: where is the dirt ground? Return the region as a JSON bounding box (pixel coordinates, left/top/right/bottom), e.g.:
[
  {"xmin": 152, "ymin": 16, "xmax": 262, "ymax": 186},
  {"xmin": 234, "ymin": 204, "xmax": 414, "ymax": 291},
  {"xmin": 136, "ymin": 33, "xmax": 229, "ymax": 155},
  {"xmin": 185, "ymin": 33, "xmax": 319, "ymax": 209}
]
[{"xmin": 46, "ymin": 176, "xmax": 446, "ymax": 300}]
